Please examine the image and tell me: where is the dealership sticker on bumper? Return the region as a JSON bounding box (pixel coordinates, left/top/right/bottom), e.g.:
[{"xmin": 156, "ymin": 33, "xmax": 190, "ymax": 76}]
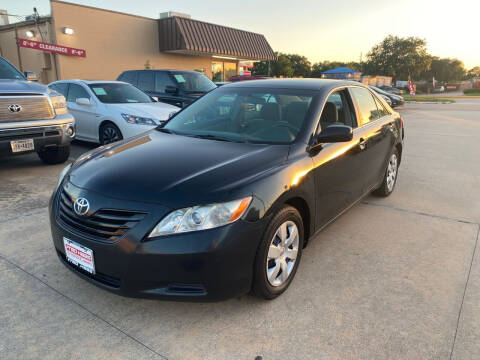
[
  {"xmin": 63, "ymin": 237, "xmax": 95, "ymax": 274},
  {"xmin": 10, "ymin": 139, "xmax": 34, "ymax": 153}
]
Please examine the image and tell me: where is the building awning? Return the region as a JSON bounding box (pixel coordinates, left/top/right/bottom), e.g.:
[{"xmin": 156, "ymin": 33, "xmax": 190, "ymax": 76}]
[
  {"xmin": 322, "ymin": 67, "xmax": 361, "ymax": 74},
  {"xmin": 158, "ymin": 16, "xmax": 276, "ymax": 61}
]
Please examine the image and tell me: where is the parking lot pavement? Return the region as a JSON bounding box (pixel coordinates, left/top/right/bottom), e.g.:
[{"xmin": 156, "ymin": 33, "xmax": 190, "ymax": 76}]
[{"xmin": 1, "ymin": 100, "xmax": 480, "ymax": 359}]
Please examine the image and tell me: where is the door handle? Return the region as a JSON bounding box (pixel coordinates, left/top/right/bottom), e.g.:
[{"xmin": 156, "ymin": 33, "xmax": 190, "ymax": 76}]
[{"xmin": 358, "ymin": 138, "xmax": 367, "ymax": 150}]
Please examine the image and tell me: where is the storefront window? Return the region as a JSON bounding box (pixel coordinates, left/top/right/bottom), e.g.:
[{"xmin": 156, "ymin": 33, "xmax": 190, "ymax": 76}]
[
  {"xmin": 212, "ymin": 61, "xmax": 223, "ymax": 82},
  {"xmin": 211, "ymin": 61, "xmax": 237, "ymax": 82}
]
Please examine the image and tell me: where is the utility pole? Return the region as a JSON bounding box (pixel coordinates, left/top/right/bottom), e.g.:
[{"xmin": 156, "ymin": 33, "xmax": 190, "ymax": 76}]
[{"xmin": 14, "ymin": 24, "xmax": 23, "ymax": 72}]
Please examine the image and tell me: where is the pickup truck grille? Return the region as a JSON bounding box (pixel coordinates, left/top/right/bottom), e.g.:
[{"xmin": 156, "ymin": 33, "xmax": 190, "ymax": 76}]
[
  {"xmin": 57, "ymin": 189, "xmax": 147, "ymax": 242},
  {"xmin": 0, "ymin": 95, "xmax": 54, "ymax": 122}
]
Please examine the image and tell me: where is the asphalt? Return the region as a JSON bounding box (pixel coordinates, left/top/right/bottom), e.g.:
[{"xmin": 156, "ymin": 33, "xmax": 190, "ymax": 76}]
[{"xmin": 1, "ymin": 100, "xmax": 479, "ymax": 359}]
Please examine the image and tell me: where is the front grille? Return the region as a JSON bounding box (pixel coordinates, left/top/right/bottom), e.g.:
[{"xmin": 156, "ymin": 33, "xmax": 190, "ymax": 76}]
[
  {"xmin": 0, "ymin": 95, "xmax": 54, "ymax": 122},
  {"xmin": 0, "ymin": 127, "xmax": 61, "ymax": 141},
  {"xmin": 57, "ymin": 189, "xmax": 147, "ymax": 242}
]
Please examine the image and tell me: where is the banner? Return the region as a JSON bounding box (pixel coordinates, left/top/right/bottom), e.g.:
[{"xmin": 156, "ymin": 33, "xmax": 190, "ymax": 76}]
[{"xmin": 19, "ymin": 39, "xmax": 86, "ymax": 58}]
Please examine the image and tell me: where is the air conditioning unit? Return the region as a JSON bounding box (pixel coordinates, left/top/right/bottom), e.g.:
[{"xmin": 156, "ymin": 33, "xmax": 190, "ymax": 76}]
[{"xmin": 159, "ymin": 11, "xmax": 191, "ymax": 19}]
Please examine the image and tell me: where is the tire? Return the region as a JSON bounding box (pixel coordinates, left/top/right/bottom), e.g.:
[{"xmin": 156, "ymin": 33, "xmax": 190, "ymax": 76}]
[
  {"xmin": 99, "ymin": 123, "xmax": 123, "ymax": 145},
  {"xmin": 252, "ymin": 205, "xmax": 304, "ymax": 300},
  {"xmin": 37, "ymin": 145, "xmax": 70, "ymax": 165},
  {"xmin": 373, "ymin": 148, "xmax": 399, "ymax": 197}
]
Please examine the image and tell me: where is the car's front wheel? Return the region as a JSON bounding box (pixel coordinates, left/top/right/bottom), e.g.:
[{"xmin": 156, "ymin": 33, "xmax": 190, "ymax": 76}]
[
  {"xmin": 252, "ymin": 205, "xmax": 304, "ymax": 299},
  {"xmin": 37, "ymin": 145, "xmax": 70, "ymax": 164},
  {"xmin": 99, "ymin": 123, "xmax": 123, "ymax": 145},
  {"xmin": 374, "ymin": 148, "xmax": 399, "ymax": 196}
]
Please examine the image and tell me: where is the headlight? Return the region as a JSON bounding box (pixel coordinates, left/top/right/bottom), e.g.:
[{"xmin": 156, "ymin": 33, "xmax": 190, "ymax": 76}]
[
  {"xmin": 121, "ymin": 113, "xmax": 158, "ymax": 126},
  {"xmin": 49, "ymin": 93, "xmax": 68, "ymax": 115},
  {"xmin": 148, "ymin": 197, "xmax": 252, "ymax": 237},
  {"xmin": 56, "ymin": 163, "xmax": 72, "ymax": 189}
]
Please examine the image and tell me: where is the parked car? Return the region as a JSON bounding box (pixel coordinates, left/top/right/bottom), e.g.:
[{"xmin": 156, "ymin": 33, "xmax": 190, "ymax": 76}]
[
  {"xmin": 380, "ymin": 85, "xmax": 403, "ymax": 95},
  {"xmin": 117, "ymin": 70, "xmax": 216, "ymax": 108},
  {"xmin": 380, "ymin": 94, "xmax": 393, "ymax": 106},
  {"xmin": 370, "ymin": 85, "xmax": 405, "ymax": 107},
  {"xmin": 50, "ymin": 79, "xmax": 404, "ymax": 301},
  {"xmin": 0, "ymin": 56, "xmax": 75, "ymax": 164},
  {"xmin": 48, "ymin": 80, "xmax": 180, "ymax": 145},
  {"xmin": 229, "ymin": 75, "xmax": 269, "ymax": 82}
]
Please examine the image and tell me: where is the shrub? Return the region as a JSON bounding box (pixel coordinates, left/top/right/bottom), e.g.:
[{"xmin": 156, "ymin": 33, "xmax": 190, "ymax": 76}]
[{"xmin": 463, "ymin": 88, "xmax": 480, "ymax": 95}]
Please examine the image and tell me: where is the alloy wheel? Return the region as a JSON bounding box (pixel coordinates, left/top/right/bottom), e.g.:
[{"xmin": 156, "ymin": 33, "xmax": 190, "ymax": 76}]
[
  {"xmin": 101, "ymin": 126, "xmax": 121, "ymax": 144},
  {"xmin": 266, "ymin": 220, "xmax": 299, "ymax": 287},
  {"xmin": 386, "ymin": 153, "xmax": 398, "ymax": 191}
]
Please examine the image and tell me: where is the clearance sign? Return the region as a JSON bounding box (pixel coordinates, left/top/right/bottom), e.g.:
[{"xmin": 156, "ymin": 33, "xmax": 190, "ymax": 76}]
[{"xmin": 19, "ymin": 38, "xmax": 86, "ymax": 58}]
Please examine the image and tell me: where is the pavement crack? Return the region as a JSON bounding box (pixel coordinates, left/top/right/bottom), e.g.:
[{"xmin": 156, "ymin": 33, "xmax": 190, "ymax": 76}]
[
  {"xmin": 361, "ymin": 201, "xmax": 477, "ymax": 225},
  {"xmin": 0, "ymin": 252, "xmax": 169, "ymax": 360},
  {"xmin": 449, "ymin": 225, "xmax": 480, "ymax": 360}
]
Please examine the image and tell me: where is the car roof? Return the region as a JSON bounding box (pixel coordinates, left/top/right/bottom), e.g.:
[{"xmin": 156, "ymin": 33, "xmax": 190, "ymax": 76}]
[
  {"xmin": 223, "ymin": 78, "xmax": 364, "ymax": 91},
  {"xmin": 121, "ymin": 69, "xmax": 199, "ymax": 74},
  {"xmin": 50, "ymin": 80, "xmax": 127, "ymax": 85}
]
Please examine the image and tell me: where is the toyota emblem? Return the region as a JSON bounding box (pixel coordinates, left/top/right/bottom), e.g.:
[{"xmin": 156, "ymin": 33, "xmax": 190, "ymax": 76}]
[
  {"xmin": 73, "ymin": 197, "xmax": 90, "ymax": 216},
  {"xmin": 8, "ymin": 104, "xmax": 22, "ymax": 113}
]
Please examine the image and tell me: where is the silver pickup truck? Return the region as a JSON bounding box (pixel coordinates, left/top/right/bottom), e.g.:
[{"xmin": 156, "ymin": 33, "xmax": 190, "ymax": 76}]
[{"xmin": 0, "ymin": 56, "xmax": 75, "ymax": 164}]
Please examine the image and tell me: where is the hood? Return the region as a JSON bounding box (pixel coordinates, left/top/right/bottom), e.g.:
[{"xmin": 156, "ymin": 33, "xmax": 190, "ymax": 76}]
[
  {"xmin": 69, "ymin": 130, "xmax": 289, "ymax": 207},
  {"xmin": 0, "ymin": 79, "xmax": 48, "ymax": 93},
  {"xmin": 105, "ymin": 102, "xmax": 180, "ymax": 121}
]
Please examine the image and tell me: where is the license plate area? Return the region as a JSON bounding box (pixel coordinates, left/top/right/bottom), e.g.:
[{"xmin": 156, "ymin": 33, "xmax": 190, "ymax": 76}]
[
  {"xmin": 63, "ymin": 237, "xmax": 95, "ymax": 274},
  {"xmin": 10, "ymin": 139, "xmax": 34, "ymax": 153}
]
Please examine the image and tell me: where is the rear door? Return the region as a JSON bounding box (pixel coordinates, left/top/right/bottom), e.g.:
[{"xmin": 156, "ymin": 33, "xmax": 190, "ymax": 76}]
[{"xmin": 349, "ymin": 87, "xmax": 397, "ymax": 192}]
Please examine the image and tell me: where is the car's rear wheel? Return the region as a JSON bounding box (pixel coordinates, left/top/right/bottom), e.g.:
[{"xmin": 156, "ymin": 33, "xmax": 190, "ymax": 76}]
[
  {"xmin": 99, "ymin": 123, "xmax": 123, "ymax": 145},
  {"xmin": 252, "ymin": 205, "xmax": 304, "ymax": 299},
  {"xmin": 373, "ymin": 148, "xmax": 399, "ymax": 197},
  {"xmin": 37, "ymin": 145, "xmax": 70, "ymax": 164}
]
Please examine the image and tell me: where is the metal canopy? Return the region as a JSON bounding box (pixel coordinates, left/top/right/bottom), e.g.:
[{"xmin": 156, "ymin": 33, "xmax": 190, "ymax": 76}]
[{"xmin": 158, "ymin": 16, "xmax": 276, "ymax": 61}]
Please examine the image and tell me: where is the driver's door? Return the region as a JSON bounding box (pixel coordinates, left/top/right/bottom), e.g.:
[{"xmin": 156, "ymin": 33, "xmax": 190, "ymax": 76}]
[{"xmin": 311, "ymin": 89, "xmax": 366, "ymax": 228}]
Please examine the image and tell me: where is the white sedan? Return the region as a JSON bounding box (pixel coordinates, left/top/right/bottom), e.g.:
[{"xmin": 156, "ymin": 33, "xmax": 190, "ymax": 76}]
[{"xmin": 48, "ymin": 80, "xmax": 180, "ymax": 144}]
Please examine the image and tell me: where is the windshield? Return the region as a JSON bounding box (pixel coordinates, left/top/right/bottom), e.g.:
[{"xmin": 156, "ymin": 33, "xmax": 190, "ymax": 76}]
[
  {"xmin": 163, "ymin": 87, "xmax": 317, "ymax": 144},
  {"xmin": 0, "ymin": 57, "xmax": 25, "ymax": 80},
  {"xmin": 171, "ymin": 71, "xmax": 216, "ymax": 94},
  {"xmin": 88, "ymin": 83, "xmax": 152, "ymax": 103}
]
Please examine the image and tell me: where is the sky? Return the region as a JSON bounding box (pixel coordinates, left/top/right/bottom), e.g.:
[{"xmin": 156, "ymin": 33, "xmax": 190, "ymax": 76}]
[{"xmin": 3, "ymin": 0, "xmax": 479, "ymax": 68}]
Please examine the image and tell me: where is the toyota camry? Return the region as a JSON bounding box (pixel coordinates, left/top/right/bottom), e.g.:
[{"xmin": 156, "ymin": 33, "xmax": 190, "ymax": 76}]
[{"xmin": 49, "ymin": 79, "xmax": 404, "ymax": 301}]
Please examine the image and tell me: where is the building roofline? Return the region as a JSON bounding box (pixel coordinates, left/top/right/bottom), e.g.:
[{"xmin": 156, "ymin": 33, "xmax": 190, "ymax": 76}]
[
  {"xmin": 0, "ymin": 16, "xmax": 51, "ymax": 31},
  {"xmin": 50, "ymin": 0, "xmax": 155, "ymax": 21}
]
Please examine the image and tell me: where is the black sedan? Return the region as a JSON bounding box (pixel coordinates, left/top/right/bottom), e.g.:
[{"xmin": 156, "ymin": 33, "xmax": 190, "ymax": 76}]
[
  {"xmin": 49, "ymin": 79, "xmax": 404, "ymax": 301},
  {"xmin": 370, "ymin": 85, "xmax": 405, "ymax": 107}
]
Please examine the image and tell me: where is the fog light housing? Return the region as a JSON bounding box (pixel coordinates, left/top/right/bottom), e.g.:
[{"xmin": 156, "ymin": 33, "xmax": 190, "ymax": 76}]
[{"xmin": 65, "ymin": 125, "xmax": 75, "ymax": 137}]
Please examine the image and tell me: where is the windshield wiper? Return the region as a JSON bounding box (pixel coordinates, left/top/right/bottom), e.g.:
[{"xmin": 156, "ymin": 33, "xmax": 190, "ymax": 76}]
[{"xmin": 188, "ymin": 134, "xmax": 237, "ymax": 142}]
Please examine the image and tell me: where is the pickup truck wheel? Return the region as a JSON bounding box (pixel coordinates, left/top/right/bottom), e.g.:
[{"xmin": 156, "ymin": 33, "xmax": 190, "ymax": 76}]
[{"xmin": 37, "ymin": 145, "xmax": 70, "ymax": 165}]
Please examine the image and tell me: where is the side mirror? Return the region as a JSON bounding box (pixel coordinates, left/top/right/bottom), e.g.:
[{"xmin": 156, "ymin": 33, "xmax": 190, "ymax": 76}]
[
  {"xmin": 165, "ymin": 85, "xmax": 179, "ymax": 94},
  {"xmin": 76, "ymin": 97, "xmax": 92, "ymax": 106},
  {"xmin": 315, "ymin": 124, "xmax": 353, "ymax": 144},
  {"xmin": 24, "ymin": 71, "xmax": 38, "ymax": 82}
]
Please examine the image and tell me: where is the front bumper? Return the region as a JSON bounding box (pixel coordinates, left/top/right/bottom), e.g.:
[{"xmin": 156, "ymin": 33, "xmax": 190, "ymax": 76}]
[
  {"xmin": 49, "ymin": 182, "xmax": 266, "ymax": 301},
  {"xmin": 0, "ymin": 114, "xmax": 75, "ymax": 156}
]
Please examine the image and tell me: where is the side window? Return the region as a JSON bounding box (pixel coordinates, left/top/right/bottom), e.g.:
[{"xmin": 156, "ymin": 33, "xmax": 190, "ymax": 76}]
[
  {"xmin": 319, "ymin": 90, "xmax": 357, "ymax": 131},
  {"xmin": 49, "ymin": 83, "xmax": 68, "ymax": 97},
  {"xmin": 118, "ymin": 71, "xmax": 137, "ymax": 86},
  {"xmin": 137, "ymin": 71, "xmax": 154, "ymax": 92},
  {"xmin": 66, "ymin": 84, "xmax": 90, "ymax": 103},
  {"xmin": 372, "ymin": 94, "xmax": 390, "ymax": 118},
  {"xmin": 350, "ymin": 87, "xmax": 379, "ymax": 125},
  {"xmin": 154, "ymin": 72, "xmax": 175, "ymax": 93}
]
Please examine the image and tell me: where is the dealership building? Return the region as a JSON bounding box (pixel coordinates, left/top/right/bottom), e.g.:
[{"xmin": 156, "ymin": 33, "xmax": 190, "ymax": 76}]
[{"xmin": 0, "ymin": 0, "xmax": 275, "ymax": 84}]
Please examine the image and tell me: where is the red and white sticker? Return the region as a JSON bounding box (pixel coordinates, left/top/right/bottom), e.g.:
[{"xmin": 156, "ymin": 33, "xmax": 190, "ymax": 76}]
[{"xmin": 63, "ymin": 237, "xmax": 95, "ymax": 274}]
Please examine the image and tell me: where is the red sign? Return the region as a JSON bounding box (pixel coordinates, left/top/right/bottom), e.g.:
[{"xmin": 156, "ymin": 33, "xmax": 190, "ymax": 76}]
[
  {"xmin": 19, "ymin": 38, "xmax": 86, "ymax": 58},
  {"xmin": 408, "ymin": 79, "xmax": 415, "ymax": 96}
]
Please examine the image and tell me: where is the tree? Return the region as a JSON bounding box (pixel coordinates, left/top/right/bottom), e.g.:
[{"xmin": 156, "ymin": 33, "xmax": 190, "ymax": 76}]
[
  {"xmin": 366, "ymin": 35, "xmax": 431, "ymax": 81},
  {"xmin": 252, "ymin": 61, "xmax": 269, "ymax": 76},
  {"xmin": 467, "ymin": 66, "xmax": 480, "ymax": 78},
  {"xmin": 424, "ymin": 57, "xmax": 465, "ymax": 82},
  {"xmin": 285, "ymin": 54, "xmax": 311, "ymax": 77}
]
